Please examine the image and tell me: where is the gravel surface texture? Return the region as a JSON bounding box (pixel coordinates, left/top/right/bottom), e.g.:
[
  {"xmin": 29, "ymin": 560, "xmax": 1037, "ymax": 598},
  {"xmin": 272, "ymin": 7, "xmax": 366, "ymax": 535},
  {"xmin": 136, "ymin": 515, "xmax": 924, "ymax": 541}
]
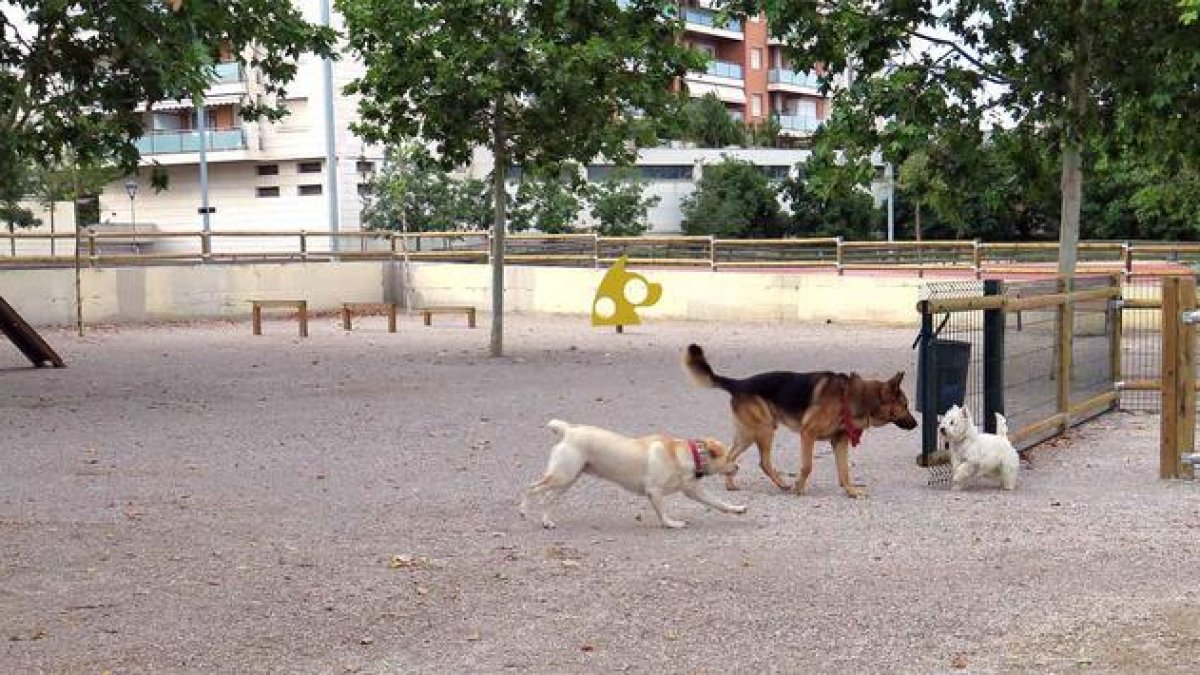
[{"xmin": 2, "ymin": 313, "xmax": 1199, "ymax": 674}]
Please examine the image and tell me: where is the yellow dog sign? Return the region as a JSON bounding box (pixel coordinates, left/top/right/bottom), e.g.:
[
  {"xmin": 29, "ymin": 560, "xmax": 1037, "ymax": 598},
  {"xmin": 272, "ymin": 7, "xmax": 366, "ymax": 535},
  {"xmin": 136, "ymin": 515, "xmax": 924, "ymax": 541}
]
[{"xmin": 592, "ymin": 256, "xmax": 662, "ymax": 327}]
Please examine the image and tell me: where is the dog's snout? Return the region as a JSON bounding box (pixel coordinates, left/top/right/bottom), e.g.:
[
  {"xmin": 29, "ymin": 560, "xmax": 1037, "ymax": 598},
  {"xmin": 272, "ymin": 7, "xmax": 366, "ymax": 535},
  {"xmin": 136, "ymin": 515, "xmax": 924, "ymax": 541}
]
[{"xmin": 898, "ymin": 415, "xmax": 918, "ymax": 430}]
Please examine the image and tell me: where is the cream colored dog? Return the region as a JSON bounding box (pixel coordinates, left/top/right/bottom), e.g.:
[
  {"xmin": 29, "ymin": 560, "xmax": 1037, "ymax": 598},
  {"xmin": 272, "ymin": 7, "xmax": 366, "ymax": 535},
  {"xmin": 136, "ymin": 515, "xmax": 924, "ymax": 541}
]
[{"xmin": 519, "ymin": 419, "xmax": 747, "ymax": 529}]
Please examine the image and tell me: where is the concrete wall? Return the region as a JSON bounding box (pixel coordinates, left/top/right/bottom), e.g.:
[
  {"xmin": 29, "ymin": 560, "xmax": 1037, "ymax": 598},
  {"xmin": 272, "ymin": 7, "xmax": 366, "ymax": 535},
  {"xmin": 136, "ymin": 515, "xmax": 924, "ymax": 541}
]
[
  {"xmin": 0, "ymin": 262, "xmax": 924, "ymax": 327},
  {"xmin": 0, "ymin": 263, "xmax": 387, "ymax": 326}
]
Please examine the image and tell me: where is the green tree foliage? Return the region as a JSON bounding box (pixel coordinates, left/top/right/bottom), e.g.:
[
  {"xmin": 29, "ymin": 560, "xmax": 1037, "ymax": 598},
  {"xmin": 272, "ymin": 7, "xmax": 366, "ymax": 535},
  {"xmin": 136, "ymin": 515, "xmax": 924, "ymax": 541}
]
[
  {"xmin": 339, "ymin": 0, "xmax": 706, "ymax": 355},
  {"xmin": 1, "ymin": 1, "xmax": 335, "ymax": 175},
  {"xmin": 510, "ymin": 166, "xmax": 583, "ymax": 234},
  {"xmin": 362, "ymin": 146, "xmax": 491, "ymax": 232},
  {"xmin": 760, "ymin": 0, "xmax": 1200, "ymax": 269},
  {"xmin": 780, "ymin": 156, "xmax": 883, "ymax": 240},
  {"xmin": 586, "ymin": 167, "xmax": 661, "ymax": 237},
  {"xmin": 684, "ymin": 92, "xmax": 744, "ymax": 148},
  {"xmin": 744, "ymin": 116, "xmax": 783, "ymax": 149},
  {"xmin": 681, "ymin": 157, "xmax": 784, "ymax": 238}
]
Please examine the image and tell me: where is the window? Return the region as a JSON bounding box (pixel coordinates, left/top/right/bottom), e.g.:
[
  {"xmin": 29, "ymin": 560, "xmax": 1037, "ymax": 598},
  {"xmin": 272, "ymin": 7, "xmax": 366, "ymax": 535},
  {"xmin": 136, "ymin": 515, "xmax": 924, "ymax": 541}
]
[
  {"xmin": 355, "ymin": 160, "xmax": 376, "ymax": 175},
  {"xmin": 297, "ymin": 161, "xmax": 323, "ymax": 174},
  {"xmin": 256, "ymin": 186, "xmax": 280, "ymax": 198},
  {"xmin": 256, "ymin": 164, "xmax": 279, "ymax": 176},
  {"xmin": 757, "ymin": 165, "xmax": 791, "ymax": 181},
  {"xmin": 750, "ymin": 48, "xmax": 762, "ymax": 70},
  {"xmin": 298, "ymin": 184, "xmax": 323, "ymax": 196},
  {"xmin": 587, "ymin": 165, "xmax": 693, "ymax": 181},
  {"xmin": 357, "ymin": 183, "xmax": 372, "ymax": 197},
  {"xmin": 751, "ymin": 94, "xmax": 763, "ymax": 118},
  {"xmin": 639, "ymin": 165, "xmax": 694, "ymax": 181}
]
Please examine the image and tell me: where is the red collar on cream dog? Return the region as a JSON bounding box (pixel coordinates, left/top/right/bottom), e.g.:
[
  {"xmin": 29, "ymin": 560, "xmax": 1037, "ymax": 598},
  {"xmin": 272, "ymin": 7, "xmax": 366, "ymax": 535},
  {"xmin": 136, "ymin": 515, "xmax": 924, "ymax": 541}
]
[{"xmin": 687, "ymin": 440, "xmax": 707, "ymax": 478}]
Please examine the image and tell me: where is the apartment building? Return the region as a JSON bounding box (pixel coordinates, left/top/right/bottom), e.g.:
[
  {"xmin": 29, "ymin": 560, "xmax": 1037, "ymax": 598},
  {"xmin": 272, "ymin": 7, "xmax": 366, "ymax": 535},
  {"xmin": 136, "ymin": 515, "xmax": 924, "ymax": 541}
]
[
  {"xmin": 81, "ymin": 0, "xmax": 829, "ymax": 243},
  {"xmin": 84, "ymin": 0, "xmax": 378, "ymax": 253},
  {"xmin": 680, "ymin": 2, "xmax": 829, "ymax": 135}
]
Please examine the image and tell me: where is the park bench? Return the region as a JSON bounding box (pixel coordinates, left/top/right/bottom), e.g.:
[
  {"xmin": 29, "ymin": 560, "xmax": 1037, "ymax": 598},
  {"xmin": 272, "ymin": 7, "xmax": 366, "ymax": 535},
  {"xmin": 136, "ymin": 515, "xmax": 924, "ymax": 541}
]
[
  {"xmin": 418, "ymin": 305, "xmax": 476, "ymax": 328},
  {"xmin": 249, "ymin": 299, "xmax": 308, "ymax": 337},
  {"xmin": 341, "ymin": 302, "xmax": 398, "ymax": 333}
]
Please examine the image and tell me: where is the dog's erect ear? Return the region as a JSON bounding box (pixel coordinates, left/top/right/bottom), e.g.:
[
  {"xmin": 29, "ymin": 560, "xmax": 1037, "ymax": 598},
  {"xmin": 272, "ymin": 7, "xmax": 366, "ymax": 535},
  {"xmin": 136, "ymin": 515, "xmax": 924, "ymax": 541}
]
[
  {"xmin": 889, "ymin": 371, "xmax": 905, "ymax": 388},
  {"xmin": 962, "ymin": 406, "xmax": 973, "ymax": 423}
]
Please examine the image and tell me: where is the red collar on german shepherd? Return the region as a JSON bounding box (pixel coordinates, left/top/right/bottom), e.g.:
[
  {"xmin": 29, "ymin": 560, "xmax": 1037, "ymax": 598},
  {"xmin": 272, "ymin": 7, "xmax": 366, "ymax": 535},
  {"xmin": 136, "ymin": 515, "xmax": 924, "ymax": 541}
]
[{"xmin": 684, "ymin": 344, "xmax": 918, "ymax": 499}]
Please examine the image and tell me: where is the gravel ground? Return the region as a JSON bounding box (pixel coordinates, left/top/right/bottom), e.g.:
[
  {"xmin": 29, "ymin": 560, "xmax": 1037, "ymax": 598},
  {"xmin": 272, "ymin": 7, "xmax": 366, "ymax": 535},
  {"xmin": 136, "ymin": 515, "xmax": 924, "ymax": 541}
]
[{"xmin": 2, "ymin": 313, "xmax": 1199, "ymax": 674}]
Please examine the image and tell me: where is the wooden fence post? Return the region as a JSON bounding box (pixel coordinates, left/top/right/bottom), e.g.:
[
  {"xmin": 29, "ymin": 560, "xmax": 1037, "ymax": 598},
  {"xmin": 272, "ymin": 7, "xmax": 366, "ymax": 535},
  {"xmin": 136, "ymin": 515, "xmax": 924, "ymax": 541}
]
[
  {"xmin": 1160, "ymin": 275, "xmax": 1197, "ymax": 479},
  {"xmin": 1056, "ymin": 277, "xmax": 1074, "ymax": 434},
  {"xmin": 1108, "ymin": 273, "xmax": 1123, "ymax": 411}
]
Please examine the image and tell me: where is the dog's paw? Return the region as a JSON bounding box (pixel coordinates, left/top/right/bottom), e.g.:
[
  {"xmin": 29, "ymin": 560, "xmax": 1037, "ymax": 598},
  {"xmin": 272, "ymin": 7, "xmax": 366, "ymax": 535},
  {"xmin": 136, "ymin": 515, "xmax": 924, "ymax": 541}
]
[
  {"xmin": 729, "ymin": 504, "xmax": 748, "ymax": 515},
  {"xmin": 541, "ymin": 518, "xmax": 557, "ymax": 529},
  {"xmin": 662, "ymin": 519, "xmax": 687, "ymax": 529},
  {"xmin": 844, "ymin": 486, "xmax": 868, "ymax": 499}
]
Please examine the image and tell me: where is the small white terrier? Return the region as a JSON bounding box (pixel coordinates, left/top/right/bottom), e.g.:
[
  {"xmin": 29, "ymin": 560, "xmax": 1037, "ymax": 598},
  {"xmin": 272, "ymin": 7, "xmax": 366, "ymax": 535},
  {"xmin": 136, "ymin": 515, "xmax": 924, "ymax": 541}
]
[{"xmin": 938, "ymin": 405, "xmax": 1019, "ymax": 490}]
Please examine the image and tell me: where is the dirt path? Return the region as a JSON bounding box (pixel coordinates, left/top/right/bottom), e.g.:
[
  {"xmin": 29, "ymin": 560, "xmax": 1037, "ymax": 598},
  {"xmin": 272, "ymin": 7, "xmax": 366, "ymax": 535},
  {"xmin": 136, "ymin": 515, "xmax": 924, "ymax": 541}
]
[{"xmin": 2, "ymin": 314, "xmax": 1198, "ymax": 673}]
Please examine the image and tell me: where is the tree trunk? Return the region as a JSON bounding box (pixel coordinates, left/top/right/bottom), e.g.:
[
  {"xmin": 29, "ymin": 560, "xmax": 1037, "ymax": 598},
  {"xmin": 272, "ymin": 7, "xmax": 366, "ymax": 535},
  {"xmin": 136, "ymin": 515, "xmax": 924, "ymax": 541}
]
[
  {"xmin": 914, "ymin": 202, "xmax": 922, "ymax": 242},
  {"xmin": 1057, "ymin": 140, "xmax": 1083, "ymax": 285},
  {"xmin": 1058, "ymin": 0, "xmax": 1092, "ymax": 289},
  {"xmin": 489, "ymin": 112, "xmax": 507, "ymax": 358}
]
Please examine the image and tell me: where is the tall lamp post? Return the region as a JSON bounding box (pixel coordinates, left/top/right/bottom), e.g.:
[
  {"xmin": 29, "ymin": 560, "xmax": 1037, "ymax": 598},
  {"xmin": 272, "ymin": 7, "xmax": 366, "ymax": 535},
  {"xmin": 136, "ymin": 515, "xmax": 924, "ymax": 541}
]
[{"xmin": 124, "ymin": 177, "xmax": 139, "ymax": 255}]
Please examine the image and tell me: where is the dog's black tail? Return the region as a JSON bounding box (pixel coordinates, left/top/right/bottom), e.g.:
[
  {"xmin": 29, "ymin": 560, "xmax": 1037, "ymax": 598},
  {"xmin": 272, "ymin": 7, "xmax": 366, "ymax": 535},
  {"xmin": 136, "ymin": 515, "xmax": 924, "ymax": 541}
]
[{"xmin": 683, "ymin": 344, "xmax": 738, "ymax": 393}]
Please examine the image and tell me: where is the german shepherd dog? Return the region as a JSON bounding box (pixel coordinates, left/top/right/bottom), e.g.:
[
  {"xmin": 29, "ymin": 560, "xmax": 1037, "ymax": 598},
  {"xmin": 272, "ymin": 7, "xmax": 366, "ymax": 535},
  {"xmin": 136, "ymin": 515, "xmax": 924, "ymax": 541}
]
[{"xmin": 683, "ymin": 344, "xmax": 918, "ymax": 498}]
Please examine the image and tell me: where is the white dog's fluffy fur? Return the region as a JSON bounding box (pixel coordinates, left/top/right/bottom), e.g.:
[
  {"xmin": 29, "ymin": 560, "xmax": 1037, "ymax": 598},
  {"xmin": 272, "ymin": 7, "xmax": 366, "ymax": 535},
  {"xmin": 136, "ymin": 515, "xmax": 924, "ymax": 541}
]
[
  {"xmin": 938, "ymin": 405, "xmax": 1019, "ymax": 490},
  {"xmin": 519, "ymin": 419, "xmax": 747, "ymax": 529}
]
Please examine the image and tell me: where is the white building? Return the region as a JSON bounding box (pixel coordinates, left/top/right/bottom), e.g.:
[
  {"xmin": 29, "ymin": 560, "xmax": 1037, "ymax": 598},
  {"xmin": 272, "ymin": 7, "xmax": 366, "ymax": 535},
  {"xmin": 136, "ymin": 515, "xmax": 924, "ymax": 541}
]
[
  {"xmin": 90, "ymin": 0, "xmax": 379, "ymax": 253},
  {"xmin": 83, "ymin": 1, "xmax": 829, "ymax": 244}
]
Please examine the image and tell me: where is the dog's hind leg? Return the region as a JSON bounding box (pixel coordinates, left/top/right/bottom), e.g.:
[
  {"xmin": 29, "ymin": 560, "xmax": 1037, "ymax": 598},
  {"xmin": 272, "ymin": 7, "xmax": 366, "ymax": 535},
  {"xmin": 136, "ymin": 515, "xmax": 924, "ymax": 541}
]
[
  {"xmin": 523, "ymin": 444, "xmax": 585, "ymax": 528},
  {"xmin": 723, "ymin": 424, "xmax": 755, "ymax": 491},
  {"xmin": 755, "ymin": 429, "xmax": 791, "ymax": 491}
]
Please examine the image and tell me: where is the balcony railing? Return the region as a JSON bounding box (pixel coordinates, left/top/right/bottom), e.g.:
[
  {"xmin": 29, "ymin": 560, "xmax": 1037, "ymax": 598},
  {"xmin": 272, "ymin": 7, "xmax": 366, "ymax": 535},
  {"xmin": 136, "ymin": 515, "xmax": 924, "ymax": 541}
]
[
  {"xmin": 211, "ymin": 61, "xmax": 244, "ymax": 84},
  {"xmin": 685, "ymin": 7, "xmax": 742, "ymax": 32},
  {"xmin": 705, "ymin": 60, "xmax": 743, "ymax": 80},
  {"xmin": 134, "ymin": 128, "xmax": 248, "ymax": 155},
  {"xmin": 768, "ymin": 68, "xmax": 821, "ymax": 89},
  {"xmin": 775, "ymin": 114, "xmax": 822, "ymax": 132}
]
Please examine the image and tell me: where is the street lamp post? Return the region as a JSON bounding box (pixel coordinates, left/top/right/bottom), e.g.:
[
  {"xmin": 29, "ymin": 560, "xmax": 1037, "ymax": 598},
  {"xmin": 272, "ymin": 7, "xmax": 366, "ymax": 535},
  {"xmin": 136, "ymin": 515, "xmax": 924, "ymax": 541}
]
[{"xmin": 124, "ymin": 178, "xmax": 139, "ymax": 254}]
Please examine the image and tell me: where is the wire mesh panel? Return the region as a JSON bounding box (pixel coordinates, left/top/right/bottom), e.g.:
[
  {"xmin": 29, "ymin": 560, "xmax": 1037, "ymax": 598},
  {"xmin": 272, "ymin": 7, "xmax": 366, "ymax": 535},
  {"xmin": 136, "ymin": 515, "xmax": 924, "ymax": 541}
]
[
  {"xmin": 919, "ymin": 280, "xmax": 987, "ymax": 418},
  {"xmin": 1122, "ymin": 276, "xmax": 1166, "ymax": 411}
]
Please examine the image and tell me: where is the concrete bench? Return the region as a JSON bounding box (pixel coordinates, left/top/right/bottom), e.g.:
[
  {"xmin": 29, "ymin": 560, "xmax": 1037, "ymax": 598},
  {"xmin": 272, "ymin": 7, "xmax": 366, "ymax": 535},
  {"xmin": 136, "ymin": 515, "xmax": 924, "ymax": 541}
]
[
  {"xmin": 342, "ymin": 302, "xmax": 398, "ymax": 333},
  {"xmin": 418, "ymin": 305, "xmax": 476, "ymax": 328},
  {"xmin": 249, "ymin": 299, "xmax": 308, "ymax": 337}
]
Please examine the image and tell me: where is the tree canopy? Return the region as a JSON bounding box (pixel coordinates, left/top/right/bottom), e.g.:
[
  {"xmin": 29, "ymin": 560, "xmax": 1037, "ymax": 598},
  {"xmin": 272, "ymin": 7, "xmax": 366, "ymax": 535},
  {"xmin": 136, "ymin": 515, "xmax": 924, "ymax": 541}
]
[
  {"xmin": 760, "ymin": 0, "xmax": 1200, "ymax": 275},
  {"xmin": 339, "ymin": 0, "xmax": 706, "ymax": 355},
  {"xmin": 681, "ymin": 157, "xmax": 785, "ymax": 238},
  {"xmin": 1, "ymin": 0, "xmax": 335, "ymax": 179}
]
